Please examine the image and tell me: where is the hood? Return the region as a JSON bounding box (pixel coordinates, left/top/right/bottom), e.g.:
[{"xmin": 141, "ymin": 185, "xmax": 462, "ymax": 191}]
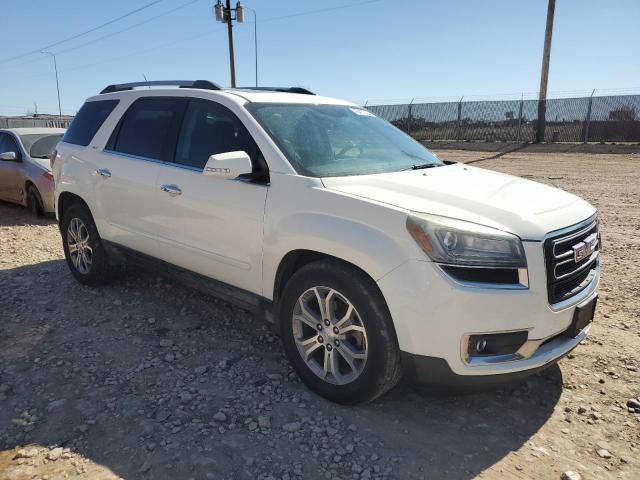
[{"xmin": 321, "ymin": 163, "xmax": 595, "ymax": 240}]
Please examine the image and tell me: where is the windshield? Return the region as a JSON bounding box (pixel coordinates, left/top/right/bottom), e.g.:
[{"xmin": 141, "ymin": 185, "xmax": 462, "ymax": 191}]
[
  {"xmin": 19, "ymin": 133, "xmax": 64, "ymax": 158},
  {"xmin": 246, "ymin": 103, "xmax": 442, "ymax": 177}
]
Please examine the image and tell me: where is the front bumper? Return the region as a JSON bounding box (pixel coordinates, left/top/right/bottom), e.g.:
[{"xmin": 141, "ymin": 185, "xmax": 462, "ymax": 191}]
[{"xmin": 377, "ymin": 240, "xmax": 599, "ymax": 381}]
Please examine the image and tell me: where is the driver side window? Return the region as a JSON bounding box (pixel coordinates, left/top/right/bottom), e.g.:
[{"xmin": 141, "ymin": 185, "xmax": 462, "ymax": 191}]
[
  {"xmin": 0, "ymin": 133, "xmax": 20, "ymax": 159},
  {"xmin": 175, "ymin": 99, "xmax": 267, "ymax": 178}
]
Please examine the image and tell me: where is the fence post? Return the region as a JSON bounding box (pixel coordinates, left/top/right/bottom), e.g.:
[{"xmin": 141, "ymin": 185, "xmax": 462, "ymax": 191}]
[
  {"xmin": 583, "ymin": 89, "xmax": 595, "ymax": 143},
  {"xmin": 407, "ymin": 98, "xmax": 414, "ymax": 136},
  {"xmin": 456, "ymin": 96, "xmax": 463, "ymax": 140},
  {"xmin": 516, "ymin": 94, "xmax": 524, "ymax": 142}
]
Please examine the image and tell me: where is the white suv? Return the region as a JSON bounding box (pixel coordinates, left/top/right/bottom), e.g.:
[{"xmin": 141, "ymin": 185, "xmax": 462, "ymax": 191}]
[{"xmin": 53, "ymin": 80, "xmax": 600, "ymax": 404}]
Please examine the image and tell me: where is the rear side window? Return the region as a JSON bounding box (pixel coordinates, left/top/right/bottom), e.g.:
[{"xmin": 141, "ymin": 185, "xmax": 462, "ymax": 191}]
[
  {"xmin": 63, "ymin": 99, "xmax": 119, "ymax": 146},
  {"xmin": 111, "ymin": 97, "xmax": 186, "ymax": 161}
]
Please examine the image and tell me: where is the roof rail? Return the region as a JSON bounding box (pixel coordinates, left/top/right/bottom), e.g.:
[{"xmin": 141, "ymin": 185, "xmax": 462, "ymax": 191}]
[
  {"xmin": 100, "ymin": 80, "xmax": 222, "ymax": 94},
  {"xmin": 236, "ymin": 86, "xmax": 315, "ymax": 95}
]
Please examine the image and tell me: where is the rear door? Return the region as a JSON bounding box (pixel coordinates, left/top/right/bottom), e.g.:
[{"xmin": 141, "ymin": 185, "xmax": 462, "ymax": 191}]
[
  {"xmin": 96, "ymin": 97, "xmax": 187, "ymax": 256},
  {"xmin": 0, "ymin": 133, "xmax": 24, "ymax": 203},
  {"xmin": 152, "ymin": 98, "xmax": 269, "ymax": 294}
]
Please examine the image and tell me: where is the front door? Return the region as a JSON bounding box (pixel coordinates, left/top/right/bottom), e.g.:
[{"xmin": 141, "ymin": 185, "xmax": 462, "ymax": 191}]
[{"xmin": 152, "ymin": 98, "xmax": 269, "ymax": 295}]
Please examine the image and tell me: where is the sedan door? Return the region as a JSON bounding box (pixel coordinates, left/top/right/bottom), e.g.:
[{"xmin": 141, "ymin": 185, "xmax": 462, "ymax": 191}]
[
  {"xmin": 152, "ymin": 98, "xmax": 269, "ymax": 295},
  {"xmin": 0, "ymin": 133, "xmax": 25, "ymax": 203}
]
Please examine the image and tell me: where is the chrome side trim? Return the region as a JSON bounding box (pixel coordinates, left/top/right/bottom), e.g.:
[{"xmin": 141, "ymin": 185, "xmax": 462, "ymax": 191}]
[{"xmin": 102, "ymin": 149, "xmax": 203, "ymax": 173}]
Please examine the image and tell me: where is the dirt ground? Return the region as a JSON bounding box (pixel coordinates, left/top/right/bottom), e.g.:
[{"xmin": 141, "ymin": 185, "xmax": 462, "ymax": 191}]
[{"xmin": 1, "ymin": 149, "xmax": 638, "ymax": 480}]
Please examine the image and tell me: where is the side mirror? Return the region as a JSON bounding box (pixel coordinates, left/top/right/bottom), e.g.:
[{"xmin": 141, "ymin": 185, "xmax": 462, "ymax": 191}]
[
  {"xmin": 0, "ymin": 151, "xmax": 17, "ymax": 161},
  {"xmin": 203, "ymin": 151, "xmax": 252, "ymax": 179}
]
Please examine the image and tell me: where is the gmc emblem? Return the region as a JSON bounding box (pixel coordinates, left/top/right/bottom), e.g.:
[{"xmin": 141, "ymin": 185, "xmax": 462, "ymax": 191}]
[{"xmin": 572, "ymin": 233, "xmax": 598, "ymax": 262}]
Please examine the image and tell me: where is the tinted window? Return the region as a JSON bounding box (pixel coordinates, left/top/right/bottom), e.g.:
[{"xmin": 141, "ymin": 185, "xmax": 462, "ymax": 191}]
[
  {"xmin": 19, "ymin": 134, "xmax": 64, "ymax": 158},
  {"xmin": 176, "ymin": 99, "xmax": 263, "ymax": 170},
  {"xmin": 0, "ymin": 133, "xmax": 19, "ymax": 155},
  {"xmin": 63, "ymin": 100, "xmax": 119, "ymax": 146},
  {"xmin": 114, "ymin": 97, "xmax": 186, "ymax": 161}
]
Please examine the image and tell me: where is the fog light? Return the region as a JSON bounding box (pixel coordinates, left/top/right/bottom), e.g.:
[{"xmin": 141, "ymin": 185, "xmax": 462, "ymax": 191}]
[{"xmin": 468, "ymin": 331, "xmax": 528, "ymax": 358}]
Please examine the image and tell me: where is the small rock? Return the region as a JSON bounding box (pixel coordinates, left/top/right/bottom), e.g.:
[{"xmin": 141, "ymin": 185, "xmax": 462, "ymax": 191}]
[
  {"xmin": 47, "ymin": 448, "xmax": 63, "ymax": 461},
  {"xmin": 627, "ymin": 398, "xmax": 640, "ymax": 409},
  {"xmin": 213, "ymin": 411, "xmax": 227, "ymax": 422},
  {"xmin": 138, "ymin": 462, "xmax": 152, "ymax": 473},
  {"xmin": 561, "ymin": 471, "xmax": 582, "ymax": 480},
  {"xmin": 194, "ymin": 366, "xmax": 208, "ymax": 375},
  {"xmin": 180, "ymin": 392, "xmax": 193, "ymax": 403},
  {"xmin": 258, "ymin": 415, "xmax": 271, "ymax": 428},
  {"xmin": 596, "ymin": 449, "xmax": 612, "ymax": 459},
  {"xmin": 159, "ymin": 339, "xmax": 174, "ymax": 347},
  {"xmin": 164, "ymin": 353, "xmax": 175, "ymax": 362},
  {"xmin": 283, "ymin": 421, "xmax": 301, "ymax": 432}
]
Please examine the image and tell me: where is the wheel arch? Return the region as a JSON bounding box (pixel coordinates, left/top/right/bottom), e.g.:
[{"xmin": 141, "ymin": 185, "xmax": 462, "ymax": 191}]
[
  {"xmin": 271, "ymin": 249, "xmax": 391, "ymax": 321},
  {"xmin": 57, "ymin": 191, "xmax": 89, "ymax": 223}
]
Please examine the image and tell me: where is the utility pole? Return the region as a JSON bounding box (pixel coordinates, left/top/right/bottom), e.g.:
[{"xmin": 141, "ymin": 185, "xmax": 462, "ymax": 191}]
[
  {"xmin": 215, "ymin": 0, "xmax": 245, "ymax": 88},
  {"xmin": 41, "ymin": 51, "xmax": 62, "ymax": 118},
  {"xmin": 225, "ymin": 0, "xmax": 236, "ymax": 87},
  {"xmin": 535, "ymin": 0, "xmax": 556, "ymax": 143}
]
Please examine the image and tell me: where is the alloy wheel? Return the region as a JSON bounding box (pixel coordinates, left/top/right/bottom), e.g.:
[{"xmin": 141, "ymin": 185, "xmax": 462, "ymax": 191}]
[
  {"xmin": 292, "ymin": 286, "xmax": 368, "ymax": 385},
  {"xmin": 67, "ymin": 217, "xmax": 93, "ymax": 274}
]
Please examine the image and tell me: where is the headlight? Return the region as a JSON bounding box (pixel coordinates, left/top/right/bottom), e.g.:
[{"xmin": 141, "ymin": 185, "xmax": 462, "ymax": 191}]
[{"xmin": 406, "ymin": 212, "xmax": 526, "ymax": 267}]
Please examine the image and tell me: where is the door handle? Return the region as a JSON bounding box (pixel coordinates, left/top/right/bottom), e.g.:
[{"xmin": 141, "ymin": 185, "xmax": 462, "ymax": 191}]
[
  {"xmin": 160, "ymin": 184, "xmax": 182, "ymax": 196},
  {"xmin": 96, "ymin": 168, "xmax": 111, "ymax": 178}
]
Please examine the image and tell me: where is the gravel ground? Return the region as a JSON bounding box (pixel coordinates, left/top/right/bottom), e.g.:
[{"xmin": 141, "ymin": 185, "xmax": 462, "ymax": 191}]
[{"xmin": 1, "ymin": 150, "xmax": 639, "ymax": 480}]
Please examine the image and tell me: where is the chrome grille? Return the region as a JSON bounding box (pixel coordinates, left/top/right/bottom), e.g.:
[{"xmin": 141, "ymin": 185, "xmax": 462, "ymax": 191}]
[{"xmin": 544, "ymin": 217, "xmax": 599, "ymax": 304}]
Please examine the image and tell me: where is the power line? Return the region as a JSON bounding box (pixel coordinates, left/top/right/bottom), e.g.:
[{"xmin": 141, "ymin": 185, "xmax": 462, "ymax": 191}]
[
  {"xmin": 5, "ymin": 0, "xmax": 203, "ymax": 71},
  {"xmin": 56, "ymin": 0, "xmax": 201, "ymax": 56},
  {"xmin": 263, "ymin": 0, "xmax": 382, "ymax": 23},
  {"xmin": 0, "ymin": 0, "xmax": 164, "ymax": 65}
]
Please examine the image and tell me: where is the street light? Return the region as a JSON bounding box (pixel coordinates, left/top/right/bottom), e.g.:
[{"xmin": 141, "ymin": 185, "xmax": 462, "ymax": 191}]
[
  {"xmin": 239, "ymin": 3, "xmax": 258, "ymax": 87},
  {"xmin": 40, "ymin": 51, "xmax": 62, "ymax": 119}
]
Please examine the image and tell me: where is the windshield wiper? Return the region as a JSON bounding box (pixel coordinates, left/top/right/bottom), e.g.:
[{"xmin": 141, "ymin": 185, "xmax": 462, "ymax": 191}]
[
  {"xmin": 409, "ymin": 163, "xmax": 440, "ymax": 170},
  {"xmin": 400, "ymin": 151, "xmax": 443, "ymax": 171}
]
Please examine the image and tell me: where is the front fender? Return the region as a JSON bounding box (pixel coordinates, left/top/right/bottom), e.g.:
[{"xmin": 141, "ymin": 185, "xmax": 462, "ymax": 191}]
[{"xmin": 262, "ymin": 211, "xmax": 413, "ymax": 301}]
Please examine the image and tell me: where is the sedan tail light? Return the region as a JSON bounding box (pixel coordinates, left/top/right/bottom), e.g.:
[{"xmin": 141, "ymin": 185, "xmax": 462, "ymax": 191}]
[{"xmin": 50, "ymin": 149, "xmax": 58, "ymax": 169}]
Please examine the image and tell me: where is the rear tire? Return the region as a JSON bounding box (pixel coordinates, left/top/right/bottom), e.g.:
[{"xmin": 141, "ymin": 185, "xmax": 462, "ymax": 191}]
[
  {"xmin": 27, "ymin": 185, "xmax": 44, "ymax": 217},
  {"xmin": 61, "ymin": 203, "xmax": 113, "ymax": 286},
  {"xmin": 279, "ymin": 260, "xmax": 402, "ymax": 404}
]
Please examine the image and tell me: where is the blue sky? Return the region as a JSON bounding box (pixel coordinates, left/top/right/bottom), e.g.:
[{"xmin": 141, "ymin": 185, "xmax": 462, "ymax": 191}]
[{"xmin": 1, "ymin": 0, "xmax": 638, "ymax": 116}]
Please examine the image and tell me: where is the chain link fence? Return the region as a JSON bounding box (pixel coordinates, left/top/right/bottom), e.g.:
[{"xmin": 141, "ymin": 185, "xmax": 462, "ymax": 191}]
[{"xmin": 367, "ymin": 94, "xmax": 640, "ymax": 143}]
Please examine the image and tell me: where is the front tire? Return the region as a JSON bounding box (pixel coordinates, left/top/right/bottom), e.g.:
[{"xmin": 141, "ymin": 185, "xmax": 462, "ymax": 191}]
[
  {"xmin": 61, "ymin": 203, "xmax": 113, "ymax": 286},
  {"xmin": 27, "ymin": 185, "xmax": 44, "ymax": 217},
  {"xmin": 279, "ymin": 260, "xmax": 402, "ymax": 404}
]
